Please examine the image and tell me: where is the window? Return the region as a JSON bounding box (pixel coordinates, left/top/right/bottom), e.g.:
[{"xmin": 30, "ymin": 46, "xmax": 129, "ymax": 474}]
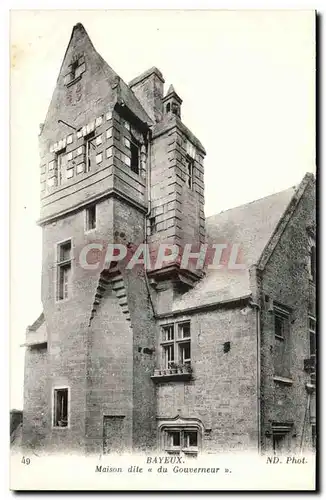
[
  {"xmin": 149, "ymin": 216, "xmax": 156, "ymax": 235},
  {"xmin": 171, "ymin": 102, "xmax": 180, "ymax": 117},
  {"xmin": 274, "ymin": 309, "xmax": 289, "ymax": 340},
  {"xmin": 57, "ymin": 150, "xmax": 67, "ymax": 185},
  {"xmin": 163, "ymin": 428, "xmax": 199, "ymax": 456},
  {"xmin": 86, "ymin": 205, "xmax": 96, "ymax": 231},
  {"xmin": 64, "ymin": 55, "xmax": 86, "ymax": 86},
  {"xmin": 57, "ymin": 240, "xmax": 72, "ymax": 301},
  {"xmin": 309, "ymin": 316, "xmax": 316, "ymax": 357},
  {"xmin": 85, "ymin": 132, "xmax": 96, "ymax": 172},
  {"xmin": 185, "ymin": 157, "xmax": 194, "ymax": 189},
  {"xmin": 309, "ymin": 241, "xmax": 316, "ymax": 283},
  {"xmin": 161, "ymin": 322, "xmax": 191, "ymax": 370},
  {"xmin": 166, "ymin": 102, "xmax": 171, "ymax": 113},
  {"xmin": 271, "ymin": 423, "xmax": 292, "ymax": 454},
  {"xmin": 273, "ymin": 306, "xmax": 291, "ymax": 379},
  {"xmin": 130, "ymin": 141, "xmax": 139, "ymax": 174},
  {"xmin": 53, "ymin": 388, "xmax": 69, "ymax": 427}
]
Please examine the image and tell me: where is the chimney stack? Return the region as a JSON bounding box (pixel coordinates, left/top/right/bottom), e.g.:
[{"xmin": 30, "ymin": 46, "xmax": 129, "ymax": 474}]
[{"xmin": 129, "ymin": 67, "xmax": 165, "ymax": 123}]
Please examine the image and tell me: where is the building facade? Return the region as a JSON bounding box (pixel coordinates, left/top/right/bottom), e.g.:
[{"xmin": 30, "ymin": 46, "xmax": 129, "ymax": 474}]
[{"xmin": 21, "ymin": 23, "xmax": 316, "ymax": 456}]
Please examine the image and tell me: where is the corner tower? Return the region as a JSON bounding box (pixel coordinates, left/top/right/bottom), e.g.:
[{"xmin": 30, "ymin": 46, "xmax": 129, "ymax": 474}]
[{"xmin": 23, "ymin": 23, "xmax": 206, "ymax": 455}]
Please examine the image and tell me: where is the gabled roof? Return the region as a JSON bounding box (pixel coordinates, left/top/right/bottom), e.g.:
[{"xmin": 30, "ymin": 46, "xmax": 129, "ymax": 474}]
[
  {"xmin": 173, "ymin": 174, "xmax": 314, "ymax": 311},
  {"xmin": 42, "ymin": 23, "xmax": 152, "ymax": 132}
]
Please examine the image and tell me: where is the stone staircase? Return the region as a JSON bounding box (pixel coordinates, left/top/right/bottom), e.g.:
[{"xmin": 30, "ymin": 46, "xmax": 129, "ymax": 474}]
[{"xmin": 89, "ymin": 269, "xmax": 131, "ymax": 326}]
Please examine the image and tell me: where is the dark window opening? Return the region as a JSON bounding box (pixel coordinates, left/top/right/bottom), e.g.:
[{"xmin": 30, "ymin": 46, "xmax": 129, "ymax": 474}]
[
  {"xmin": 85, "ymin": 131, "xmax": 96, "ymax": 172},
  {"xmin": 149, "ymin": 216, "xmax": 156, "ymax": 235},
  {"xmin": 53, "ymin": 388, "xmax": 68, "ymax": 427},
  {"xmin": 172, "ymin": 102, "xmax": 180, "ymax": 117},
  {"xmin": 185, "ymin": 157, "xmax": 194, "ymax": 189},
  {"xmin": 71, "ymin": 59, "xmax": 79, "ymax": 80},
  {"xmin": 130, "ymin": 142, "xmax": 139, "ymax": 174},
  {"xmin": 166, "ymin": 102, "xmax": 171, "ymax": 113},
  {"xmin": 57, "ymin": 149, "xmax": 67, "ymax": 186},
  {"xmin": 310, "ymin": 245, "xmax": 316, "ymax": 282},
  {"xmin": 185, "ymin": 431, "xmax": 198, "ymax": 448},
  {"xmin": 223, "ymin": 341, "xmax": 231, "ymax": 353},
  {"xmin": 86, "ymin": 205, "xmax": 96, "ymax": 231},
  {"xmin": 309, "ymin": 317, "xmax": 316, "ymax": 357},
  {"xmin": 274, "ymin": 312, "xmax": 288, "ymax": 339},
  {"xmin": 57, "ymin": 240, "xmax": 71, "ymax": 301},
  {"xmin": 170, "ymin": 431, "xmax": 180, "ymax": 447}
]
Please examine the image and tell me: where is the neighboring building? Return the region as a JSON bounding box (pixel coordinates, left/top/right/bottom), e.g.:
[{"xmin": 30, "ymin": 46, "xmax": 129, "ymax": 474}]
[{"xmin": 21, "ymin": 23, "xmax": 316, "ymax": 456}]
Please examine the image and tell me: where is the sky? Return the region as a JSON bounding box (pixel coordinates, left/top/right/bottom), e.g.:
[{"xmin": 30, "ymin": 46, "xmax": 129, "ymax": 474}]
[{"xmin": 10, "ymin": 9, "xmax": 315, "ymax": 409}]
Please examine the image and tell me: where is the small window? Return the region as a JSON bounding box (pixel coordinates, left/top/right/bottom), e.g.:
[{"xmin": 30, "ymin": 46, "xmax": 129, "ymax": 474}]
[
  {"xmin": 57, "ymin": 240, "xmax": 71, "ymax": 301},
  {"xmin": 310, "ymin": 245, "xmax": 316, "ymax": 283},
  {"xmin": 149, "ymin": 216, "xmax": 156, "ymax": 235},
  {"xmin": 163, "ymin": 428, "xmax": 199, "ymax": 456},
  {"xmin": 106, "ymin": 128, "xmax": 112, "ymax": 139},
  {"xmin": 64, "ymin": 55, "xmax": 86, "ymax": 86},
  {"xmin": 67, "ymin": 134, "xmax": 73, "ymax": 145},
  {"xmin": 57, "ymin": 150, "xmax": 67, "ymax": 185},
  {"xmin": 166, "ymin": 103, "xmax": 171, "ymax": 113},
  {"xmin": 130, "ymin": 142, "xmax": 139, "ymax": 174},
  {"xmin": 171, "ymin": 102, "xmax": 180, "ymax": 117},
  {"xmin": 85, "ymin": 132, "xmax": 96, "ymax": 172},
  {"xmin": 53, "ymin": 388, "xmax": 68, "ymax": 427},
  {"xmin": 106, "ymin": 147, "xmax": 113, "ymax": 158},
  {"xmin": 309, "ymin": 316, "xmax": 316, "ymax": 357},
  {"xmin": 274, "ymin": 310, "xmax": 289, "ymax": 340},
  {"xmin": 86, "ymin": 205, "xmax": 96, "ymax": 231},
  {"xmin": 185, "ymin": 157, "xmax": 194, "ymax": 189}
]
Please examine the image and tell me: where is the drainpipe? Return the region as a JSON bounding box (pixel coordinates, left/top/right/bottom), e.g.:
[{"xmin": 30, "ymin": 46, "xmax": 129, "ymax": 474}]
[
  {"xmin": 249, "ymin": 298, "xmax": 262, "ymax": 455},
  {"xmin": 300, "ymin": 388, "xmax": 312, "ymax": 453},
  {"xmin": 143, "ymin": 129, "xmax": 156, "ymax": 318}
]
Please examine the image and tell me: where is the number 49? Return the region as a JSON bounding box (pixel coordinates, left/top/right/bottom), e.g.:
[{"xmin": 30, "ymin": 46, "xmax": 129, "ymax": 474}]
[{"xmin": 21, "ymin": 456, "xmax": 30, "ymax": 465}]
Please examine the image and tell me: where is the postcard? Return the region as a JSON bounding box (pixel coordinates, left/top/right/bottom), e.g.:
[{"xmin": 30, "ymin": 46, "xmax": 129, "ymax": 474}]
[{"xmin": 10, "ymin": 9, "xmax": 316, "ymax": 491}]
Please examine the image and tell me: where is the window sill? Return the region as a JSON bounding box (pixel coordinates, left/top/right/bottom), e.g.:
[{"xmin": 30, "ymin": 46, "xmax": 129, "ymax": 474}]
[
  {"xmin": 151, "ymin": 371, "xmax": 192, "ymax": 383},
  {"xmin": 275, "ymin": 335, "xmax": 284, "ymax": 341},
  {"xmin": 273, "ymin": 376, "xmax": 294, "ymax": 386}
]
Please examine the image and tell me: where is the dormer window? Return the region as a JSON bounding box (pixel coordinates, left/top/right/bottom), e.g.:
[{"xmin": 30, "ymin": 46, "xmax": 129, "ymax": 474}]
[{"xmin": 64, "ymin": 55, "xmax": 86, "ymax": 86}]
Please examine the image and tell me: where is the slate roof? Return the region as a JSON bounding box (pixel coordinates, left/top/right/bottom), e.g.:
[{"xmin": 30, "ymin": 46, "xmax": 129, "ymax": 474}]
[{"xmin": 172, "ymin": 185, "xmax": 298, "ymax": 311}]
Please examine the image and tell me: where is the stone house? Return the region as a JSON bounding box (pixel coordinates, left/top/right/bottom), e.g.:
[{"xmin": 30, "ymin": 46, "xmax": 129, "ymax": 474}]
[{"xmin": 22, "ymin": 23, "xmax": 316, "ymax": 456}]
